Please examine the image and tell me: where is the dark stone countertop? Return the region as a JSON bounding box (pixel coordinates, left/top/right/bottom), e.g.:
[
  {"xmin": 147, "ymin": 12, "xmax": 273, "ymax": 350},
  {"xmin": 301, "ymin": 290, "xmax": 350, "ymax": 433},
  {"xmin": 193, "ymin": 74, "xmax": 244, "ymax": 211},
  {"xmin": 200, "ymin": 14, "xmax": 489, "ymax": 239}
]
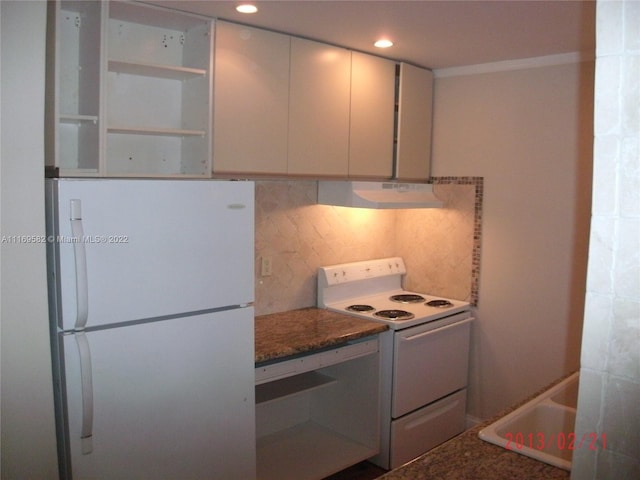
[
  {"xmin": 255, "ymin": 307, "xmax": 389, "ymax": 364},
  {"xmin": 379, "ymin": 374, "xmax": 576, "ymax": 480}
]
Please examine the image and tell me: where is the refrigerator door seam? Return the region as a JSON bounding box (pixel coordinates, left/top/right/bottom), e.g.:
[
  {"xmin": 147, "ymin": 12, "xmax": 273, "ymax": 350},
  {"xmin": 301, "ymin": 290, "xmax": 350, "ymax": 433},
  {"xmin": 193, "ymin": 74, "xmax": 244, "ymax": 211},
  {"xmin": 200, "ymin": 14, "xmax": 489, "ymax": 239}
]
[{"xmin": 66, "ymin": 304, "xmax": 254, "ymax": 334}]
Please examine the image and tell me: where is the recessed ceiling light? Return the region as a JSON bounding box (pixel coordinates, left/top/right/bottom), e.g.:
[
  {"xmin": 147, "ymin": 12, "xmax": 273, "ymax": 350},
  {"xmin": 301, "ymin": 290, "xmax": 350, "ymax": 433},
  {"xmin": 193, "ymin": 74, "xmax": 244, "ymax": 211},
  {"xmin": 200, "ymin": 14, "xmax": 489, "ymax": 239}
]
[
  {"xmin": 236, "ymin": 4, "xmax": 258, "ymax": 14},
  {"xmin": 374, "ymin": 39, "xmax": 394, "ymax": 49}
]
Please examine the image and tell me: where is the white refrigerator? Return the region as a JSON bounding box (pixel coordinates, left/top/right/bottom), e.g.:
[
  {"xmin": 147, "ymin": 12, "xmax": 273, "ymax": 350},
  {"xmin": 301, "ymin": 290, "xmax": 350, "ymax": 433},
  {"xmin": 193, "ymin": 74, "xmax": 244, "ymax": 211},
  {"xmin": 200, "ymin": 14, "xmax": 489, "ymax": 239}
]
[{"xmin": 45, "ymin": 179, "xmax": 256, "ymax": 480}]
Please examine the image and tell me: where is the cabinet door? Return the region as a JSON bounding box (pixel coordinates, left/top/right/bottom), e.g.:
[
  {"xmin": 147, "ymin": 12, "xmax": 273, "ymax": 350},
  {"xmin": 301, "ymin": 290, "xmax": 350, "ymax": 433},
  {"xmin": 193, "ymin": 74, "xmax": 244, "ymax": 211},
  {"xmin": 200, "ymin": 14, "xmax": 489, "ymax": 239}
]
[
  {"xmin": 213, "ymin": 21, "xmax": 290, "ymax": 175},
  {"xmin": 288, "ymin": 38, "xmax": 351, "ymax": 176},
  {"xmin": 395, "ymin": 63, "xmax": 433, "ymax": 181},
  {"xmin": 349, "ymin": 52, "xmax": 395, "ymax": 178}
]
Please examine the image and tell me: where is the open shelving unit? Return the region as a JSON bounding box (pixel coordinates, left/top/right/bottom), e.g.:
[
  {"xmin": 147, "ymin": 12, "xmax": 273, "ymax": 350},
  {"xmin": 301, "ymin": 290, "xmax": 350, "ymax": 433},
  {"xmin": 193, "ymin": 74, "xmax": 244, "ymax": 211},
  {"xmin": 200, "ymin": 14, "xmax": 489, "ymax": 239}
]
[
  {"xmin": 46, "ymin": 0, "xmax": 102, "ymax": 176},
  {"xmin": 255, "ymin": 338, "xmax": 381, "ymax": 480},
  {"xmin": 46, "ymin": 0, "xmax": 213, "ymax": 177},
  {"xmin": 104, "ymin": 1, "xmax": 212, "ymax": 177}
]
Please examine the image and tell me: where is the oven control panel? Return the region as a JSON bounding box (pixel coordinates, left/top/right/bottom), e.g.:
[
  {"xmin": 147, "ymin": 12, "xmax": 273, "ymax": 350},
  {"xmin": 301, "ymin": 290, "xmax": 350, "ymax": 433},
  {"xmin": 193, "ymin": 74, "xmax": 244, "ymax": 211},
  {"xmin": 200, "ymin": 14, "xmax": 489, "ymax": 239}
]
[{"xmin": 319, "ymin": 257, "xmax": 406, "ymax": 286}]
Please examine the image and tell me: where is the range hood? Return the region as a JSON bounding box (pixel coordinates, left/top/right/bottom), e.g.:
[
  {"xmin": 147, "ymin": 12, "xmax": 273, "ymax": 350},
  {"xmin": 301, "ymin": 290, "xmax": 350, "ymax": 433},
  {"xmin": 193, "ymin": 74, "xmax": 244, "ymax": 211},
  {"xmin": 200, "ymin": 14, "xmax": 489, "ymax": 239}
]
[{"xmin": 317, "ymin": 181, "xmax": 443, "ymax": 209}]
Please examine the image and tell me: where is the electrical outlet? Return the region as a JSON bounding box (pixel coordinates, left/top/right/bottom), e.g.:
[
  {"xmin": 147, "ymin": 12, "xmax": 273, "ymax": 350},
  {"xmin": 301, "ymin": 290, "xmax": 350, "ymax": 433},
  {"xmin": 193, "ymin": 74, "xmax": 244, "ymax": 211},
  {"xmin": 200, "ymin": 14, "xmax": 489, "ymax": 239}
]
[{"xmin": 261, "ymin": 256, "xmax": 273, "ymax": 277}]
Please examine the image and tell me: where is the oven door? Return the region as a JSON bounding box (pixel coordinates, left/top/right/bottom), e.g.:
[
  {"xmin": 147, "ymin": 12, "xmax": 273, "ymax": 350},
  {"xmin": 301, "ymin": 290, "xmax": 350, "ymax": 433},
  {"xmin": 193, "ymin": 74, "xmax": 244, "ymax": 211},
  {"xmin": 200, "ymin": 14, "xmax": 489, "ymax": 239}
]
[{"xmin": 392, "ymin": 313, "xmax": 472, "ymax": 418}]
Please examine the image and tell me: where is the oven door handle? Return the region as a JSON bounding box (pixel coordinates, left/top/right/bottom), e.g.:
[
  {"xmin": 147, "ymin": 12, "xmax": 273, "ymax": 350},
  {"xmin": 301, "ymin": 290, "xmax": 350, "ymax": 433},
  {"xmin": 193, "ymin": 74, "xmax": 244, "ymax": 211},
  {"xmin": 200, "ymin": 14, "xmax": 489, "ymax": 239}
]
[{"xmin": 400, "ymin": 317, "xmax": 473, "ymax": 342}]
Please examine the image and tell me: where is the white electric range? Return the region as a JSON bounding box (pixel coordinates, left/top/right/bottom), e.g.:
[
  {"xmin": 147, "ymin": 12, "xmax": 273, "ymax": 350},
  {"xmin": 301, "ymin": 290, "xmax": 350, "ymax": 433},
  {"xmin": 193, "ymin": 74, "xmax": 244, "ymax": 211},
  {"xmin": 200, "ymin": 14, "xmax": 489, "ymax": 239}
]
[{"xmin": 318, "ymin": 257, "xmax": 473, "ymax": 470}]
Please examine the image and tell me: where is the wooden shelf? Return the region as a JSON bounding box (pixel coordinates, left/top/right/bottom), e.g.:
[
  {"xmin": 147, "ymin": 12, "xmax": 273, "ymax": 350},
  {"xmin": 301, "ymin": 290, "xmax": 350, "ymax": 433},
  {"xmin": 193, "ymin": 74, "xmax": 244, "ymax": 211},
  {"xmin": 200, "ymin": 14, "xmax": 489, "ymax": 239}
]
[
  {"xmin": 257, "ymin": 421, "xmax": 377, "ymax": 480},
  {"xmin": 60, "ymin": 114, "xmax": 99, "ymax": 124},
  {"xmin": 56, "ymin": 168, "xmax": 100, "ymax": 177},
  {"xmin": 108, "ymin": 60, "xmax": 206, "ymax": 80},
  {"xmin": 107, "ymin": 126, "xmax": 205, "ymax": 137},
  {"xmin": 109, "ymin": 0, "xmax": 208, "ymax": 31},
  {"xmin": 256, "ymin": 372, "xmax": 336, "ymax": 405}
]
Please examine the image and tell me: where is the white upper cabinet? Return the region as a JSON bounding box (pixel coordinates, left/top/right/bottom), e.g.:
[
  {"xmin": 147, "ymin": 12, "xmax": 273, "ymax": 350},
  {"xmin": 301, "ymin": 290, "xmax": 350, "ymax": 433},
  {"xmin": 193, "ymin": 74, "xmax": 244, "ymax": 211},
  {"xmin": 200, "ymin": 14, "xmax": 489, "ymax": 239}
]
[
  {"xmin": 349, "ymin": 52, "xmax": 395, "ymax": 179},
  {"xmin": 288, "ymin": 37, "xmax": 352, "ymax": 176},
  {"xmin": 211, "ymin": 27, "xmax": 428, "ymax": 180},
  {"xmin": 213, "ymin": 21, "xmax": 290, "ymax": 175},
  {"xmin": 395, "ymin": 62, "xmax": 434, "ymax": 181},
  {"xmin": 47, "ymin": 3, "xmax": 432, "ymax": 180},
  {"xmin": 46, "ymin": 0, "xmax": 213, "ymax": 178}
]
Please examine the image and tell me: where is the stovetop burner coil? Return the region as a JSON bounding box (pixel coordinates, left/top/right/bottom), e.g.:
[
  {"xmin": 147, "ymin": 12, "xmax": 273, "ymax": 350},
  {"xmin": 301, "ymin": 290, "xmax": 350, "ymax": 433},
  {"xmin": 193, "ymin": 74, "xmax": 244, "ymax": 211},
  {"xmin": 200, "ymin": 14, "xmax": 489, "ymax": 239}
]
[
  {"xmin": 346, "ymin": 304, "xmax": 376, "ymax": 313},
  {"xmin": 426, "ymin": 299, "xmax": 454, "ymax": 308},
  {"xmin": 374, "ymin": 309, "xmax": 414, "ymax": 320},
  {"xmin": 390, "ymin": 294, "xmax": 425, "ymax": 304}
]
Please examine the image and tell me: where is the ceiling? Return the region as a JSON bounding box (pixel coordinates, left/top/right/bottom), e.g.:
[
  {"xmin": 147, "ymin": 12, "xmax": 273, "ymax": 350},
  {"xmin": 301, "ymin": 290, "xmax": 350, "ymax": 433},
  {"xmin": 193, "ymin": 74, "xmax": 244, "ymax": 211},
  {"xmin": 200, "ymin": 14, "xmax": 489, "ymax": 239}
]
[{"xmin": 146, "ymin": 0, "xmax": 596, "ymax": 70}]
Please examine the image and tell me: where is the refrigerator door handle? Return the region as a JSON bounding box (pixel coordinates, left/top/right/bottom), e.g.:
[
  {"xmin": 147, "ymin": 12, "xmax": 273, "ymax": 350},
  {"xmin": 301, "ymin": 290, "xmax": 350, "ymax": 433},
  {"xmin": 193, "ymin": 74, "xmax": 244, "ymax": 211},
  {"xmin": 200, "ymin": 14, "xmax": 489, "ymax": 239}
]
[
  {"xmin": 70, "ymin": 199, "xmax": 89, "ymax": 331},
  {"xmin": 75, "ymin": 332, "xmax": 94, "ymax": 454}
]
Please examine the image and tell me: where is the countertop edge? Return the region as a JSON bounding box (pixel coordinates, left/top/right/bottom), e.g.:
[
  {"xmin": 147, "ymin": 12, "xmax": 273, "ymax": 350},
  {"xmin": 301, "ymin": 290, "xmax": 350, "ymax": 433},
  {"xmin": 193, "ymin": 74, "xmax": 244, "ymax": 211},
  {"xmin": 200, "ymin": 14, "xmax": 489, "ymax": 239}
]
[{"xmin": 255, "ymin": 307, "xmax": 389, "ymax": 364}]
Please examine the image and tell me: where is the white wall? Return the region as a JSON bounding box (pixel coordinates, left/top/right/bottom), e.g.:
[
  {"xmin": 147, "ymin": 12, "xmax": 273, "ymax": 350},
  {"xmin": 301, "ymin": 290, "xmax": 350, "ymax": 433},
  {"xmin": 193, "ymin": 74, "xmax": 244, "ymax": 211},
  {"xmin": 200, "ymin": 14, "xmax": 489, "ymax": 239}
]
[
  {"xmin": 1, "ymin": 1, "xmax": 59, "ymax": 478},
  {"xmin": 572, "ymin": 1, "xmax": 640, "ymax": 478},
  {"xmin": 431, "ymin": 59, "xmax": 594, "ymax": 419}
]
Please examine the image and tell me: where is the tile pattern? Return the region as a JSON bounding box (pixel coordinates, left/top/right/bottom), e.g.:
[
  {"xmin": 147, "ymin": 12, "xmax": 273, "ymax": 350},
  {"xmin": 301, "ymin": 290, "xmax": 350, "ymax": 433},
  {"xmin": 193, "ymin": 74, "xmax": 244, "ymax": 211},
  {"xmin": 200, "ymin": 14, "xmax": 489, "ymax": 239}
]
[
  {"xmin": 254, "ymin": 179, "xmax": 483, "ymax": 316},
  {"xmin": 403, "ymin": 176, "xmax": 484, "ymax": 304},
  {"xmin": 574, "ymin": 2, "xmax": 640, "ymax": 478},
  {"xmin": 255, "ymin": 181, "xmax": 396, "ymax": 316}
]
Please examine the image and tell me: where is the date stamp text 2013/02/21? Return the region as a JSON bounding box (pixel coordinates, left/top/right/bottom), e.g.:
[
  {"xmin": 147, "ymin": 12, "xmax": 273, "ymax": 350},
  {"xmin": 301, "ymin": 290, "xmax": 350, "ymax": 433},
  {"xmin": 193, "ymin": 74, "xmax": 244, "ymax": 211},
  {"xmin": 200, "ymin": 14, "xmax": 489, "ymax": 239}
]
[{"xmin": 505, "ymin": 432, "xmax": 607, "ymax": 451}]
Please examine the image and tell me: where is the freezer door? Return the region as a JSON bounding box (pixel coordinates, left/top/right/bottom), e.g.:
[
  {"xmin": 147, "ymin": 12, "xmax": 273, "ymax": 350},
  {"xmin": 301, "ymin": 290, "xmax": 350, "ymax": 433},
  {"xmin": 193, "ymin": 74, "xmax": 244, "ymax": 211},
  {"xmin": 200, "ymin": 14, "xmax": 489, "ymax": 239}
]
[
  {"xmin": 48, "ymin": 179, "xmax": 254, "ymax": 330},
  {"xmin": 59, "ymin": 308, "xmax": 255, "ymax": 480}
]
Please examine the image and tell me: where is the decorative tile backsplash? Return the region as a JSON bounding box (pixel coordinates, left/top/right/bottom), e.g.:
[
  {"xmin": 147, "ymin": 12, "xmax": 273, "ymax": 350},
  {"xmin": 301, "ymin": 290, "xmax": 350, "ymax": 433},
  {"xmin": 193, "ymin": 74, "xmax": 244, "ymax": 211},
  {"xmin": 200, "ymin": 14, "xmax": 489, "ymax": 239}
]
[
  {"xmin": 399, "ymin": 177, "xmax": 483, "ymax": 302},
  {"xmin": 254, "ymin": 178, "xmax": 483, "ymax": 316}
]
